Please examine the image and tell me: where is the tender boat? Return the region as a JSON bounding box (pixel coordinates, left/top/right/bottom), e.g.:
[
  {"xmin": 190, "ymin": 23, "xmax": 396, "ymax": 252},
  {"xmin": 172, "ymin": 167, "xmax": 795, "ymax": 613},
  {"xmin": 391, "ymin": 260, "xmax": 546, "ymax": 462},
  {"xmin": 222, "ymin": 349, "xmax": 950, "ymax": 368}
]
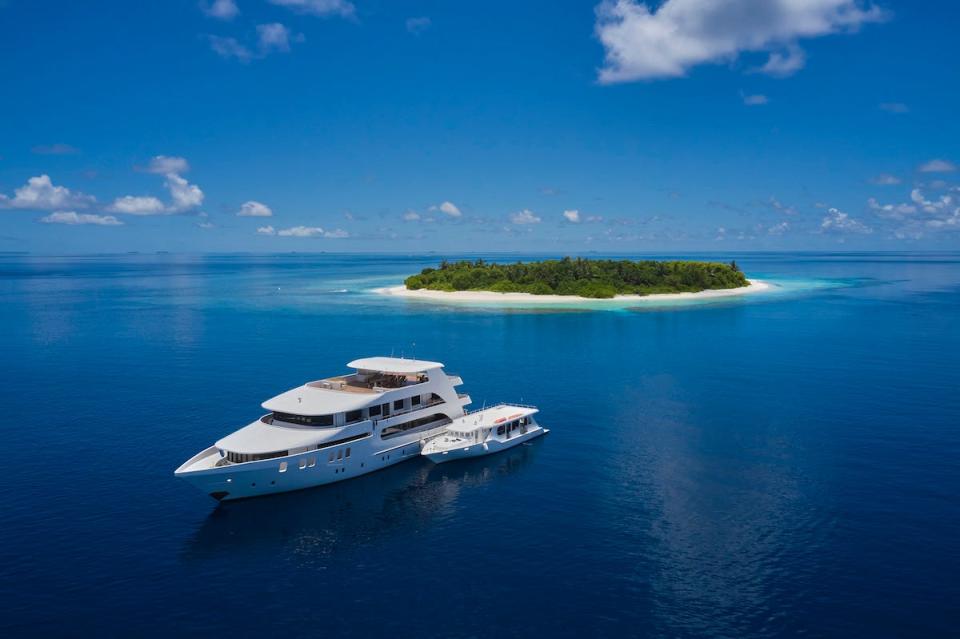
[
  {"xmin": 420, "ymin": 404, "xmax": 548, "ymax": 463},
  {"xmin": 176, "ymin": 357, "xmax": 474, "ymax": 501}
]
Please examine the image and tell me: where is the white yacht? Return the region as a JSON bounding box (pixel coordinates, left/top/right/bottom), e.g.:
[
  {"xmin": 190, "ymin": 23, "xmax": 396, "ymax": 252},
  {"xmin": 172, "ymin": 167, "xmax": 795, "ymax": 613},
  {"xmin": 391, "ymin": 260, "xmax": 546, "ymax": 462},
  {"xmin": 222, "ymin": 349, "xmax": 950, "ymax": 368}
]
[
  {"xmin": 420, "ymin": 404, "xmax": 547, "ymax": 463},
  {"xmin": 176, "ymin": 357, "xmax": 473, "ymax": 501}
]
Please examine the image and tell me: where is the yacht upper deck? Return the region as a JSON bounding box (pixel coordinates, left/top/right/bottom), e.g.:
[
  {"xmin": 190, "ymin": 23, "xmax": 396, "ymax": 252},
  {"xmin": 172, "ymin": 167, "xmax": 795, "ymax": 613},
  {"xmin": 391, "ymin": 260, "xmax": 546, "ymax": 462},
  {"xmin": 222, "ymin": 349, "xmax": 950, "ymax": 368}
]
[{"xmin": 305, "ymin": 357, "xmax": 445, "ymax": 394}]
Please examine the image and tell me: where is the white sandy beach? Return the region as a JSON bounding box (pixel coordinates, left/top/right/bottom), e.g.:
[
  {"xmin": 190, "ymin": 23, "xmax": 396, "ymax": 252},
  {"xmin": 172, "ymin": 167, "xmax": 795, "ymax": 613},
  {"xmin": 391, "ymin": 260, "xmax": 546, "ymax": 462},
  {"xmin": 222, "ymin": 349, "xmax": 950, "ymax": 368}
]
[{"xmin": 374, "ymin": 279, "xmax": 772, "ymax": 304}]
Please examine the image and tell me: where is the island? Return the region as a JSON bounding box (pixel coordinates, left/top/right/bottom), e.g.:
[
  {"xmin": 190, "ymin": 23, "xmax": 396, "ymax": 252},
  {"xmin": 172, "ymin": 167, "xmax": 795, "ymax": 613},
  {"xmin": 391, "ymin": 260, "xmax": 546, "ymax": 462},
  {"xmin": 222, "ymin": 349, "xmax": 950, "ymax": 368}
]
[{"xmin": 398, "ymin": 258, "xmax": 751, "ymax": 299}]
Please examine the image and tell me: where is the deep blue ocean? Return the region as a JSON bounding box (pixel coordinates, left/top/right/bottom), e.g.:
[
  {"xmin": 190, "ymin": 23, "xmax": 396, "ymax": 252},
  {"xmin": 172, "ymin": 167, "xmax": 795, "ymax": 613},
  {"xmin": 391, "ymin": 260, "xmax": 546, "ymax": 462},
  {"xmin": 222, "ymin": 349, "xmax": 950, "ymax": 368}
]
[{"xmin": 1, "ymin": 252, "xmax": 958, "ymax": 638}]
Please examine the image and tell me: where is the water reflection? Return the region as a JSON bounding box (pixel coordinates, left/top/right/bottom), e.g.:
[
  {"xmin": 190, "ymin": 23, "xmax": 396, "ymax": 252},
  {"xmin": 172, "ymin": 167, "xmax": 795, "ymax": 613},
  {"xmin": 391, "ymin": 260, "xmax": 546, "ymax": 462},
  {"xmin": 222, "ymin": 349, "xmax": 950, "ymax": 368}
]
[{"xmin": 182, "ymin": 442, "xmax": 543, "ymax": 563}]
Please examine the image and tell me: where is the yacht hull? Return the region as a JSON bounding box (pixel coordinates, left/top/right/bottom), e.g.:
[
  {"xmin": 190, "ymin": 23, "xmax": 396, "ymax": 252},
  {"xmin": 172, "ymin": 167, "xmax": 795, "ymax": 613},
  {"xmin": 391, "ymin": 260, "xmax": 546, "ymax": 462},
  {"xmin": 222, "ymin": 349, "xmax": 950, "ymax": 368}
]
[
  {"xmin": 176, "ymin": 437, "xmax": 428, "ymax": 501},
  {"xmin": 423, "ymin": 427, "xmax": 548, "ymax": 464}
]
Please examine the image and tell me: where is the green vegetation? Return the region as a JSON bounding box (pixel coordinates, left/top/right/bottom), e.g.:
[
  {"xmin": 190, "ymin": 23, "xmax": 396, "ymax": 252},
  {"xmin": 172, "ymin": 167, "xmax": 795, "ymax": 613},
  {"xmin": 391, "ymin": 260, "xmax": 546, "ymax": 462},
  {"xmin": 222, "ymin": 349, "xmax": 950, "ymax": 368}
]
[{"xmin": 404, "ymin": 258, "xmax": 749, "ymax": 298}]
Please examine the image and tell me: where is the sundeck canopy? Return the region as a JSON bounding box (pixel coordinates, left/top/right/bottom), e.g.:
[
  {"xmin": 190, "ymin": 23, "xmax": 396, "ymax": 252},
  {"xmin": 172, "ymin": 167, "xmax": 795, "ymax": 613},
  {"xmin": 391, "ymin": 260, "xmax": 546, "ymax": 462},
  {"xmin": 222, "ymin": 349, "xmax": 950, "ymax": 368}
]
[{"xmin": 348, "ymin": 356, "xmax": 444, "ymax": 374}]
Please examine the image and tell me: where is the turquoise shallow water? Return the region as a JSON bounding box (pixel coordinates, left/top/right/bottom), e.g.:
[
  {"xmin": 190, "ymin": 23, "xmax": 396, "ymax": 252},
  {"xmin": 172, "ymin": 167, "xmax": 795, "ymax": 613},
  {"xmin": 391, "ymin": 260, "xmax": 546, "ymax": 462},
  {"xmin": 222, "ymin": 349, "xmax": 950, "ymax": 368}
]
[{"xmin": 0, "ymin": 252, "xmax": 958, "ymax": 637}]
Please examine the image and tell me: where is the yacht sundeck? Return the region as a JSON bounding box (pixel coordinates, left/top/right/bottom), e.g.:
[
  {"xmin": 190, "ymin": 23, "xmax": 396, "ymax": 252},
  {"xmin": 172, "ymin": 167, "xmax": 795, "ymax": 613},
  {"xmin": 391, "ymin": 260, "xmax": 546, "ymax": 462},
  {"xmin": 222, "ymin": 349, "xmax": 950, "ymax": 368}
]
[
  {"xmin": 176, "ymin": 357, "xmax": 474, "ymax": 501},
  {"xmin": 420, "ymin": 405, "xmax": 547, "ymax": 463}
]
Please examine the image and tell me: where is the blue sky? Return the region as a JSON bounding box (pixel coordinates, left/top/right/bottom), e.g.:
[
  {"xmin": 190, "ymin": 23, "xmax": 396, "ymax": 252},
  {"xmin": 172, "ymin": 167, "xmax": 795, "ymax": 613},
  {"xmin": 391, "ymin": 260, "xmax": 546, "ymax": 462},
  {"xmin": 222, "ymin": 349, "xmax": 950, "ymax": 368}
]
[{"xmin": 1, "ymin": 0, "xmax": 958, "ymax": 253}]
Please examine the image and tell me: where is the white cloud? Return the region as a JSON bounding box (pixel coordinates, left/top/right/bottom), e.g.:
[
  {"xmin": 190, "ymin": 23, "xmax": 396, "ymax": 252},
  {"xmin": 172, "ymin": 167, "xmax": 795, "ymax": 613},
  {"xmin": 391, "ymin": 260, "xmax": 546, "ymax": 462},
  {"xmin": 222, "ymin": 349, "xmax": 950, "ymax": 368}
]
[
  {"xmin": 754, "ymin": 44, "xmax": 805, "ymax": 77},
  {"xmin": 403, "ymin": 210, "xmax": 421, "ymax": 221},
  {"xmin": 768, "ymin": 197, "xmax": 798, "ymax": 215},
  {"xmin": 198, "ymin": 221, "xmax": 215, "ymax": 229},
  {"xmin": 257, "ymin": 225, "xmax": 276, "ymax": 235},
  {"xmin": 867, "ymin": 197, "xmax": 916, "ymax": 219},
  {"xmin": 165, "ymin": 173, "xmax": 204, "ymax": 212},
  {"xmin": 510, "ymin": 209, "xmax": 541, "ymax": 225},
  {"xmin": 257, "ymin": 23, "xmax": 300, "ymax": 53},
  {"xmin": 267, "ymin": 0, "xmax": 355, "ymax": 18},
  {"xmin": 202, "ymin": 0, "xmax": 238, "ymax": 20},
  {"xmin": 208, "ymin": 35, "xmax": 253, "ymax": 61},
  {"xmin": 39, "ymin": 211, "xmax": 122, "ymax": 226},
  {"xmin": 595, "ymin": 0, "xmax": 886, "ymax": 83},
  {"xmin": 563, "ymin": 209, "xmax": 581, "ymax": 223},
  {"xmin": 406, "ymin": 16, "xmax": 431, "ymax": 34},
  {"xmin": 918, "ymin": 159, "xmax": 957, "ymax": 173},
  {"xmin": 429, "ymin": 201, "xmax": 462, "ymax": 217},
  {"xmin": 767, "ymin": 220, "xmax": 789, "ymax": 235},
  {"xmin": 107, "ymin": 195, "xmax": 166, "ymax": 215},
  {"xmin": 145, "ymin": 155, "xmax": 190, "ymax": 175},
  {"xmin": 870, "ymin": 173, "xmax": 901, "ymax": 185},
  {"xmin": 0, "ymin": 175, "xmax": 94, "ymax": 210},
  {"xmin": 742, "ymin": 93, "xmax": 768, "ymax": 106},
  {"xmin": 820, "ymin": 207, "xmax": 871, "ymax": 234},
  {"xmin": 109, "ymin": 157, "xmax": 203, "ymax": 215},
  {"xmin": 237, "ymin": 200, "xmax": 273, "ymax": 217},
  {"xmin": 273, "ymin": 225, "xmax": 349, "ymax": 237}
]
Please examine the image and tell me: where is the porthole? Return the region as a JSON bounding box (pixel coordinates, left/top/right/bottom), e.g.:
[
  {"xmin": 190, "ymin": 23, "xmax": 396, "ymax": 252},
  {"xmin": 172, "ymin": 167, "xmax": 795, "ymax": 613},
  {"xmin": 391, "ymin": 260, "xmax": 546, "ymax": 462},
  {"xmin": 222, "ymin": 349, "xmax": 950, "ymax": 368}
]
[{"xmin": 279, "ymin": 461, "xmax": 288, "ymax": 473}]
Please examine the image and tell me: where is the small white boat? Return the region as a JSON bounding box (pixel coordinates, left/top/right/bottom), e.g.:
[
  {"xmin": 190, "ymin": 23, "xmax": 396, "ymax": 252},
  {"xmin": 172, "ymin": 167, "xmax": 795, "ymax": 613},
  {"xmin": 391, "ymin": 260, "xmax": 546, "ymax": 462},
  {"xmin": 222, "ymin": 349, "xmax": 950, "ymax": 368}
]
[{"xmin": 421, "ymin": 404, "xmax": 547, "ymax": 463}]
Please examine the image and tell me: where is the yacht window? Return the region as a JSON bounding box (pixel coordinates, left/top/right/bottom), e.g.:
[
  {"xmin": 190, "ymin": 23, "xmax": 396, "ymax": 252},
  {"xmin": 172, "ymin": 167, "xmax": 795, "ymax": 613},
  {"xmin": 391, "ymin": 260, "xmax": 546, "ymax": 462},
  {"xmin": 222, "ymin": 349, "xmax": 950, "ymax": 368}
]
[
  {"xmin": 368, "ymin": 404, "xmax": 382, "ymax": 417},
  {"xmin": 381, "ymin": 413, "xmax": 451, "ymax": 439},
  {"xmin": 279, "ymin": 461, "xmax": 288, "ymax": 472},
  {"xmin": 346, "ymin": 447, "xmax": 351, "ymax": 458},
  {"xmin": 328, "ymin": 452, "xmax": 334, "ymax": 462},
  {"xmin": 225, "ymin": 449, "xmax": 288, "ymax": 463},
  {"xmin": 298, "ymin": 458, "xmax": 307, "ymax": 470},
  {"xmin": 337, "ymin": 450, "xmax": 343, "ymax": 460},
  {"xmin": 412, "ymin": 395, "xmax": 421, "ymax": 406},
  {"xmin": 308, "ymin": 457, "xmax": 316, "ymax": 467},
  {"xmin": 345, "ymin": 409, "xmax": 363, "ymax": 423},
  {"xmin": 271, "ymin": 412, "xmax": 334, "ymax": 427},
  {"xmin": 497, "ymin": 425, "xmax": 505, "ymax": 435},
  {"xmin": 393, "ymin": 399, "xmax": 404, "ymax": 411}
]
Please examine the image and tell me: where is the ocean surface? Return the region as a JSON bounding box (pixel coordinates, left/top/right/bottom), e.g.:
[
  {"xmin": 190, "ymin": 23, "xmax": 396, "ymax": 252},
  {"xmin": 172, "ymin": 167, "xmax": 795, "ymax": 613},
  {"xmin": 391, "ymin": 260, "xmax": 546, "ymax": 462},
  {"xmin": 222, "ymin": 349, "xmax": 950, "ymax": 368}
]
[{"xmin": 1, "ymin": 252, "xmax": 958, "ymax": 638}]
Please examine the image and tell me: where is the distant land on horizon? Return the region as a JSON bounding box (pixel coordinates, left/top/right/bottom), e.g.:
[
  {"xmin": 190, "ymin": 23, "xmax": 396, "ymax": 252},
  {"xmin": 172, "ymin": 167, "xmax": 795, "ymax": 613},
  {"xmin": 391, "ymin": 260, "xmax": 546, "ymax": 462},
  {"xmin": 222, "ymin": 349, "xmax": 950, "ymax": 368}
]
[{"xmin": 403, "ymin": 257, "xmax": 749, "ymax": 298}]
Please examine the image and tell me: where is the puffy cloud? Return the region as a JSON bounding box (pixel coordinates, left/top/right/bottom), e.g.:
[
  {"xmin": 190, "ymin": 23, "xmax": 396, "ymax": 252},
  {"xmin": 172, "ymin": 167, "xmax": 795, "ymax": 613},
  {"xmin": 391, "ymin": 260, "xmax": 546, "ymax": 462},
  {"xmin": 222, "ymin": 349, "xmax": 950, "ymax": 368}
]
[
  {"xmin": 201, "ymin": 0, "xmax": 239, "ymax": 20},
  {"xmin": 870, "ymin": 173, "xmax": 901, "ymax": 185},
  {"xmin": 113, "ymin": 157, "xmax": 203, "ymax": 215},
  {"xmin": 406, "ymin": 16, "xmax": 431, "ymax": 34},
  {"xmin": 754, "ymin": 44, "xmax": 805, "ymax": 77},
  {"xmin": 107, "ymin": 195, "xmax": 166, "ymax": 215},
  {"xmin": 867, "ymin": 197, "xmax": 916, "ymax": 220},
  {"xmin": 145, "ymin": 155, "xmax": 190, "ymax": 175},
  {"xmin": 267, "ymin": 0, "xmax": 355, "ymax": 18},
  {"xmin": 595, "ymin": 0, "xmax": 886, "ymax": 83},
  {"xmin": 208, "ymin": 35, "xmax": 253, "ymax": 62},
  {"xmin": 32, "ymin": 143, "xmax": 79, "ymax": 155},
  {"xmin": 869, "ymin": 187, "xmax": 960, "ymax": 237},
  {"xmin": 563, "ymin": 209, "xmax": 581, "ymax": 223},
  {"xmin": 165, "ymin": 173, "xmax": 204, "ymax": 212},
  {"xmin": 237, "ymin": 200, "xmax": 273, "ymax": 217},
  {"xmin": 820, "ymin": 207, "xmax": 871, "ymax": 234},
  {"xmin": 918, "ymin": 159, "xmax": 957, "ymax": 173},
  {"xmin": 429, "ymin": 201, "xmax": 462, "ymax": 217},
  {"xmin": 269, "ymin": 225, "xmax": 350, "ymax": 238},
  {"xmin": 257, "ymin": 23, "xmax": 301, "ymax": 53},
  {"xmin": 741, "ymin": 93, "xmax": 768, "ymax": 106},
  {"xmin": 879, "ymin": 102, "xmax": 909, "ymax": 114},
  {"xmin": 0, "ymin": 175, "xmax": 94, "ymax": 210},
  {"xmin": 39, "ymin": 211, "xmax": 122, "ymax": 226},
  {"xmin": 767, "ymin": 221, "xmax": 789, "ymax": 235},
  {"xmin": 402, "ymin": 210, "xmax": 421, "ymax": 221},
  {"xmin": 510, "ymin": 209, "xmax": 541, "ymax": 225}
]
